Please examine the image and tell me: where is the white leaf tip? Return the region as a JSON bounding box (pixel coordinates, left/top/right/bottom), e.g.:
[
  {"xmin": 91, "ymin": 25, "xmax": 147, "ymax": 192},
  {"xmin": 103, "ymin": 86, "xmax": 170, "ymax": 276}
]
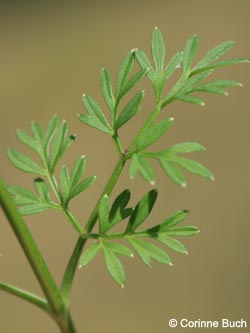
[
  {"xmin": 154, "ymin": 26, "xmax": 159, "ymax": 30},
  {"xmin": 184, "ymin": 251, "xmax": 188, "ymax": 255},
  {"xmin": 121, "ymin": 284, "xmax": 125, "ymax": 288},
  {"xmin": 238, "ymin": 82, "xmax": 243, "ymax": 87},
  {"xmin": 169, "ymin": 262, "xmax": 174, "ymax": 266},
  {"xmin": 78, "ymin": 265, "xmax": 82, "ymax": 269},
  {"xmin": 181, "ymin": 182, "xmax": 187, "ymax": 188},
  {"xmin": 170, "ymin": 117, "xmax": 175, "ymax": 121},
  {"xmin": 150, "ymin": 180, "xmax": 155, "ymax": 186},
  {"xmin": 131, "ymin": 48, "xmax": 138, "ymax": 53},
  {"xmin": 200, "ymin": 102, "xmax": 206, "ymax": 106},
  {"xmin": 130, "ymin": 254, "xmax": 134, "ymax": 258},
  {"xmin": 211, "ymin": 175, "xmax": 215, "ymax": 181}
]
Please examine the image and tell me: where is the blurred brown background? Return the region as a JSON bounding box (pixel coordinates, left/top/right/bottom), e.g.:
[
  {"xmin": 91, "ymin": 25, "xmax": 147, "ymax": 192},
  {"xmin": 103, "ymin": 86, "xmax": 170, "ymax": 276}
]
[{"xmin": 0, "ymin": 1, "xmax": 249, "ymax": 332}]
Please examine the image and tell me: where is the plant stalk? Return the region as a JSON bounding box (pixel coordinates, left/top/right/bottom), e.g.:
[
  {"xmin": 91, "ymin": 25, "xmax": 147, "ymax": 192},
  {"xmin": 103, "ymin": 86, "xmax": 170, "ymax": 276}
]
[
  {"xmin": 0, "ymin": 281, "xmax": 49, "ymax": 313},
  {"xmin": 60, "ymin": 157, "xmax": 126, "ymax": 300},
  {"xmin": 0, "ymin": 178, "xmax": 64, "ymax": 316}
]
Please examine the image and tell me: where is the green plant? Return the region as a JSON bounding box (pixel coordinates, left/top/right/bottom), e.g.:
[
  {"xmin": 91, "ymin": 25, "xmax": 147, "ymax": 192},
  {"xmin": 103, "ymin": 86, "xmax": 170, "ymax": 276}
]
[{"xmin": 0, "ymin": 28, "xmax": 247, "ymax": 333}]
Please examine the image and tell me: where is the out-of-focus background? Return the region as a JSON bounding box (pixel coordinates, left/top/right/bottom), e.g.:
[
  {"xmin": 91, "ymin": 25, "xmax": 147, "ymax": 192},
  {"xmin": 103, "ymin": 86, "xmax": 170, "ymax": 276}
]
[{"xmin": 0, "ymin": 1, "xmax": 249, "ymax": 332}]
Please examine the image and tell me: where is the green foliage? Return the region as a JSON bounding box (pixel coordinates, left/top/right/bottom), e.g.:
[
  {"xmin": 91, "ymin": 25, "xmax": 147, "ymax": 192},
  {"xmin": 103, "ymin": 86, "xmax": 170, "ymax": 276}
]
[
  {"xmin": 6, "ymin": 116, "xmax": 95, "ymax": 228},
  {"xmin": 4, "ymin": 27, "xmax": 247, "ymax": 294},
  {"xmin": 79, "ymin": 191, "xmax": 199, "ymax": 286}
]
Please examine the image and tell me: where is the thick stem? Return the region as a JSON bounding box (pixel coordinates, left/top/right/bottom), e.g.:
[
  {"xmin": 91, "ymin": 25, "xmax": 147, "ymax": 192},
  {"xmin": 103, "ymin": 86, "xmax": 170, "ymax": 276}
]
[
  {"xmin": 60, "ymin": 157, "xmax": 126, "ymax": 300},
  {"xmin": 0, "ymin": 178, "xmax": 64, "ymax": 317}
]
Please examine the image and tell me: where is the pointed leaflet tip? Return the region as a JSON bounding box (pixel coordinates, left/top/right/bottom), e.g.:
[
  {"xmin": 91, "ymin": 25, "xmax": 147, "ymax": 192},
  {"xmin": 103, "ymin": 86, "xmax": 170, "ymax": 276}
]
[
  {"xmin": 169, "ymin": 117, "xmax": 175, "ymax": 121},
  {"xmin": 181, "ymin": 182, "xmax": 187, "ymax": 188},
  {"xmin": 78, "ymin": 265, "xmax": 82, "ymax": 269},
  {"xmin": 154, "ymin": 26, "xmax": 159, "ymax": 30},
  {"xmin": 150, "ymin": 180, "xmax": 155, "ymax": 186},
  {"xmin": 211, "ymin": 175, "xmax": 215, "ymax": 181},
  {"xmin": 184, "ymin": 251, "xmax": 189, "ymax": 255},
  {"xmin": 121, "ymin": 284, "xmax": 125, "ymax": 289},
  {"xmin": 131, "ymin": 48, "xmax": 138, "ymax": 53},
  {"xmin": 238, "ymin": 82, "xmax": 243, "ymax": 87},
  {"xmin": 200, "ymin": 102, "xmax": 206, "ymax": 106},
  {"xmin": 169, "ymin": 262, "xmax": 174, "ymax": 266}
]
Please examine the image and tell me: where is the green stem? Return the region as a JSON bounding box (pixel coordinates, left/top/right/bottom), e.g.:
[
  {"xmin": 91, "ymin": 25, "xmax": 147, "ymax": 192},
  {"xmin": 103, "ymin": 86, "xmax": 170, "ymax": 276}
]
[
  {"xmin": 60, "ymin": 157, "xmax": 126, "ymax": 300},
  {"xmin": 0, "ymin": 178, "xmax": 78, "ymax": 332},
  {"xmin": 0, "ymin": 178, "xmax": 64, "ymax": 316},
  {"xmin": 64, "ymin": 208, "xmax": 83, "ymax": 234},
  {"xmin": 60, "ymin": 101, "xmax": 164, "ymax": 300},
  {"xmin": 0, "ymin": 281, "xmax": 49, "ymax": 313}
]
